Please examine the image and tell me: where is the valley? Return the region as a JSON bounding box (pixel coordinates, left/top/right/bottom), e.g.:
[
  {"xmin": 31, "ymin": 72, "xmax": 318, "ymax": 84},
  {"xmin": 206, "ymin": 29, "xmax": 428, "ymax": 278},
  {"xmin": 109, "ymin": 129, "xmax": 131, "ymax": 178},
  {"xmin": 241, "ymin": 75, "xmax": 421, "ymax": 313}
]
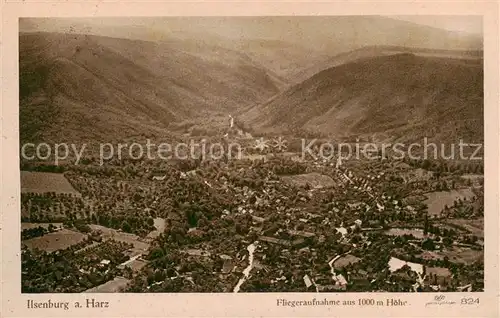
[{"xmin": 19, "ymin": 16, "xmax": 484, "ymax": 293}]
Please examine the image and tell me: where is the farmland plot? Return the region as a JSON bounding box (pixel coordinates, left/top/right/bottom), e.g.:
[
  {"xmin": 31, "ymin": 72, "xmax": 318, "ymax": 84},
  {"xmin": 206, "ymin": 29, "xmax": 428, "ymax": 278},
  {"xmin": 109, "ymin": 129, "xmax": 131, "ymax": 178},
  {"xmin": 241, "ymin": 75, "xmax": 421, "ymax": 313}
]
[
  {"xmin": 281, "ymin": 172, "xmax": 336, "ymax": 189},
  {"xmin": 21, "ymin": 171, "xmax": 81, "ymax": 197},
  {"xmin": 84, "ymin": 276, "xmax": 131, "ymax": 293},
  {"xmin": 22, "ymin": 229, "xmax": 87, "ymax": 252},
  {"xmin": 420, "ymin": 247, "xmax": 483, "ymax": 265},
  {"xmin": 424, "ymin": 189, "xmax": 476, "ymax": 216},
  {"xmin": 445, "ymin": 218, "xmax": 484, "ymax": 238},
  {"xmin": 88, "ymin": 224, "xmax": 150, "ymax": 255}
]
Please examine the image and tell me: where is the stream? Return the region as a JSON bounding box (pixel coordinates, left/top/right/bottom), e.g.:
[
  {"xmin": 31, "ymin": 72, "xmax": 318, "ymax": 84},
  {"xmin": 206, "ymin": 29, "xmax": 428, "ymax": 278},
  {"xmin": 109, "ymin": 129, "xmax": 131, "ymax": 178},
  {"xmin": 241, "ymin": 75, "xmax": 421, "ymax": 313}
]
[
  {"xmin": 328, "ymin": 250, "xmax": 352, "ymax": 278},
  {"xmin": 233, "ymin": 242, "xmax": 257, "ymax": 293}
]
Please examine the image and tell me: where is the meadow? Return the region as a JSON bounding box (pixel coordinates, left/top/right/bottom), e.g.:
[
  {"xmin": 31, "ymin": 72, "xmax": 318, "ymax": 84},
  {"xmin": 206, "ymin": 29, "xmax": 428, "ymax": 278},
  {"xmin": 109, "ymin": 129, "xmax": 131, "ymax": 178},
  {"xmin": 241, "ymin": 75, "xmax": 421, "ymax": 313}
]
[{"xmin": 21, "ymin": 171, "xmax": 81, "ymax": 197}]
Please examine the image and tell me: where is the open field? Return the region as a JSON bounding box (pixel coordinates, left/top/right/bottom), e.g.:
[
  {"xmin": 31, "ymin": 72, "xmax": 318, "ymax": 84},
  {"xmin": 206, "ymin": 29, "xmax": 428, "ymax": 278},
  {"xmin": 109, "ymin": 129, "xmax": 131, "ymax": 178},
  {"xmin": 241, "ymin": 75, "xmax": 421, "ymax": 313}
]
[
  {"xmin": 421, "ymin": 247, "xmax": 483, "ymax": 265},
  {"xmin": 444, "ymin": 218, "xmax": 484, "ymax": 238},
  {"xmin": 426, "ymin": 266, "xmax": 452, "ymax": 277},
  {"xmin": 384, "ymin": 228, "xmax": 426, "ymax": 239},
  {"xmin": 281, "ymin": 172, "xmax": 336, "ymax": 189},
  {"xmin": 424, "ymin": 189, "xmax": 476, "ymax": 216},
  {"xmin": 145, "ymin": 218, "xmax": 167, "ymax": 241},
  {"xmin": 119, "ymin": 258, "xmax": 148, "ymax": 272},
  {"xmin": 22, "ymin": 229, "xmax": 86, "ymax": 252},
  {"xmin": 84, "ymin": 276, "xmax": 131, "ymax": 293},
  {"xmin": 460, "ymin": 174, "xmax": 483, "ymax": 187},
  {"xmin": 333, "ymin": 254, "xmax": 361, "ymax": 269},
  {"xmin": 89, "ymin": 224, "xmax": 150, "ymax": 255},
  {"xmin": 21, "ymin": 171, "xmax": 81, "ymax": 197},
  {"xmin": 440, "ymin": 247, "xmax": 483, "ymax": 265}
]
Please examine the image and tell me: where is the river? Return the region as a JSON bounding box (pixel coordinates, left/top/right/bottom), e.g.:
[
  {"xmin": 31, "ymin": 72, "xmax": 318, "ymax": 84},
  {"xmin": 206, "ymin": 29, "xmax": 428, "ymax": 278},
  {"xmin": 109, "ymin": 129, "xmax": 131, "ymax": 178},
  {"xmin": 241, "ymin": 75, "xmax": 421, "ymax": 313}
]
[
  {"xmin": 328, "ymin": 254, "xmax": 342, "ymax": 277},
  {"xmin": 328, "ymin": 251, "xmax": 352, "ymax": 278},
  {"xmin": 233, "ymin": 242, "xmax": 257, "ymax": 293}
]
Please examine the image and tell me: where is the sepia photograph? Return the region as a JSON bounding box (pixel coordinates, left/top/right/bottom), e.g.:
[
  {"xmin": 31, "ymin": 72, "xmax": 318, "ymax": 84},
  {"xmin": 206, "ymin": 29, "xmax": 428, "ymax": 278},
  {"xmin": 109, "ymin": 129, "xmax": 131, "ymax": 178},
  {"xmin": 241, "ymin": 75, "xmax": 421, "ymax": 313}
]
[
  {"xmin": 16, "ymin": 15, "xmax": 487, "ymax": 295},
  {"xmin": 16, "ymin": 15, "xmax": 488, "ymax": 296},
  {"xmin": 1, "ymin": 0, "xmax": 499, "ymax": 316}
]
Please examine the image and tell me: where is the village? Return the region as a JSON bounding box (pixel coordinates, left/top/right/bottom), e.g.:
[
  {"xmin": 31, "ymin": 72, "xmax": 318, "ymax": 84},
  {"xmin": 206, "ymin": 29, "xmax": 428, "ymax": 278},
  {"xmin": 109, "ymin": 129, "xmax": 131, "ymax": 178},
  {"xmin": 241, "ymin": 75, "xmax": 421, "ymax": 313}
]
[{"xmin": 20, "ymin": 125, "xmax": 484, "ymax": 293}]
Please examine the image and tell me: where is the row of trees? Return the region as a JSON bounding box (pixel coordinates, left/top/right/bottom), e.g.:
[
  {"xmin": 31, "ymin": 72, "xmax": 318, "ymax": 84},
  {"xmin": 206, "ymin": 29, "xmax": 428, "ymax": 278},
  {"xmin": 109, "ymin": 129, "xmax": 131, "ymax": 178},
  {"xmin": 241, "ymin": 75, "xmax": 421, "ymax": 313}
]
[{"xmin": 21, "ymin": 224, "xmax": 57, "ymax": 240}]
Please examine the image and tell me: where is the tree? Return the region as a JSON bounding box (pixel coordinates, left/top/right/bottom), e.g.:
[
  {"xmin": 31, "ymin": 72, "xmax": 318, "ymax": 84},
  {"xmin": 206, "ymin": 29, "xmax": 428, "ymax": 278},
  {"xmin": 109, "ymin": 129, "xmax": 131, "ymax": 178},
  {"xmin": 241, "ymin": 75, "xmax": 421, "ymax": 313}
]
[
  {"xmin": 422, "ymin": 238, "xmax": 435, "ymax": 251},
  {"xmin": 443, "ymin": 237, "xmax": 453, "ymax": 247},
  {"xmin": 74, "ymin": 222, "xmax": 91, "ymax": 233},
  {"xmin": 121, "ymin": 221, "xmax": 132, "ymax": 233},
  {"xmin": 422, "ymin": 160, "xmax": 431, "ymax": 170},
  {"xmin": 443, "ymin": 256, "xmax": 450, "ymax": 266},
  {"xmin": 197, "ymin": 217, "xmax": 208, "ymax": 228},
  {"xmin": 441, "ymin": 181, "xmax": 448, "ymax": 191},
  {"xmin": 147, "ymin": 217, "xmax": 154, "ymax": 226},
  {"xmin": 424, "ymin": 214, "xmax": 429, "ymax": 235},
  {"xmin": 154, "ymin": 270, "xmax": 166, "ymax": 282}
]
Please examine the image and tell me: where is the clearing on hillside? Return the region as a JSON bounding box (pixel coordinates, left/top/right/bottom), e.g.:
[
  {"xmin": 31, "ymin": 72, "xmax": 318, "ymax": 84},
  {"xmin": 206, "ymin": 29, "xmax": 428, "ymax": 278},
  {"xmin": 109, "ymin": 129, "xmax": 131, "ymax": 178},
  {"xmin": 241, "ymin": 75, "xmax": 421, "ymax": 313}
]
[
  {"xmin": 424, "ymin": 189, "xmax": 476, "ymax": 216},
  {"xmin": 445, "ymin": 218, "xmax": 484, "ymax": 238},
  {"xmin": 21, "ymin": 171, "xmax": 81, "ymax": 197}
]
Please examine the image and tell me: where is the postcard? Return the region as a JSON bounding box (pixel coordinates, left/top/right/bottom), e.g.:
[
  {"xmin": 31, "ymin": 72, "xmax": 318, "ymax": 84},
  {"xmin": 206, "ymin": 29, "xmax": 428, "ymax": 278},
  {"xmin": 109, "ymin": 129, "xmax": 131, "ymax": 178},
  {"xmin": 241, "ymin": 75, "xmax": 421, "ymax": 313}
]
[{"xmin": 1, "ymin": 1, "xmax": 499, "ymax": 317}]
